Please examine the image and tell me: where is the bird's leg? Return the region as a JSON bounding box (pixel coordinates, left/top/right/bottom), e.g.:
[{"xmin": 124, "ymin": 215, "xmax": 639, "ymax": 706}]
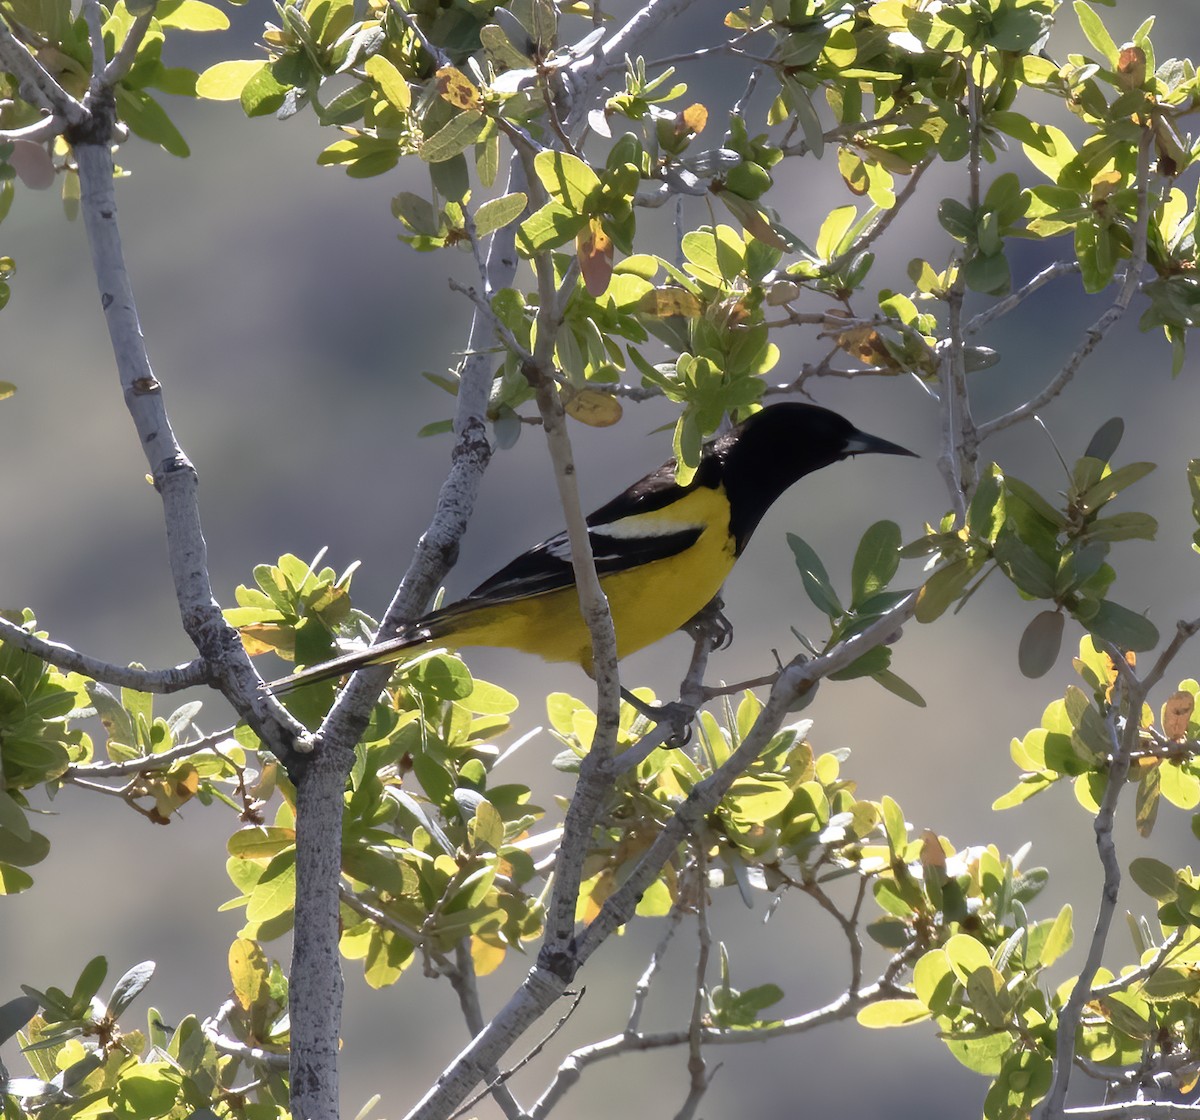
[
  {"xmin": 619, "ymin": 687, "xmax": 695, "ymax": 748},
  {"xmin": 680, "ymin": 594, "xmax": 733, "ymax": 652}
]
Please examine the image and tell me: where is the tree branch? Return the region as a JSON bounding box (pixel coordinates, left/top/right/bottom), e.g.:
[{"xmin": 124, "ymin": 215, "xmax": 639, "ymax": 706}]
[
  {"xmin": 298, "ymin": 155, "xmax": 526, "ymax": 1120},
  {"xmin": 674, "ymin": 848, "xmax": 714, "ymax": 1120},
  {"xmin": 979, "ymin": 129, "xmax": 1154, "ymax": 441},
  {"xmin": 446, "ymin": 942, "xmax": 527, "ymax": 1120},
  {"xmin": 530, "ymin": 971, "xmax": 907, "ymax": 1118},
  {"xmin": 404, "ymin": 595, "xmax": 917, "ymax": 1120},
  {"xmin": 0, "ymin": 614, "xmax": 210, "ymax": 692},
  {"xmin": 0, "ymin": 14, "xmax": 86, "ymax": 123},
  {"xmin": 65, "ymin": 725, "xmax": 237, "ymax": 779},
  {"xmin": 1037, "ymin": 677, "xmax": 1139, "ymax": 1118}
]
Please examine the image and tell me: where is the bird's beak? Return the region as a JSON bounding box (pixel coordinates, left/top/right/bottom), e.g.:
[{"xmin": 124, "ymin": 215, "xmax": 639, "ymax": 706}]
[{"xmin": 845, "ymin": 430, "xmax": 918, "ymax": 458}]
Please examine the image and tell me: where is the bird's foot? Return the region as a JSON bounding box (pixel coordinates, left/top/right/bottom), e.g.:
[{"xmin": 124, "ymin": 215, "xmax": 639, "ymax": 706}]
[
  {"xmin": 620, "ymin": 688, "xmax": 695, "ymax": 747},
  {"xmin": 680, "ymin": 596, "xmax": 733, "ymax": 652}
]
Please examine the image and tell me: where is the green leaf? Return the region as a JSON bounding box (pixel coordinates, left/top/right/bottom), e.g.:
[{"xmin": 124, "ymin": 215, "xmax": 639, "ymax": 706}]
[
  {"xmin": 872, "ymin": 669, "xmax": 927, "ymax": 708},
  {"xmin": 0, "ymin": 788, "xmax": 30, "ymax": 841},
  {"xmin": 1128, "ymin": 856, "xmax": 1178, "ymax": 901},
  {"xmin": 1079, "ymin": 462, "xmax": 1155, "ymax": 514},
  {"xmin": 913, "ymin": 950, "xmax": 955, "ymax": 1014},
  {"xmin": 114, "ymin": 88, "xmax": 189, "ymax": 157},
  {"xmin": 195, "ymin": 59, "xmax": 262, "ymax": 100},
  {"xmin": 881, "ymin": 794, "xmax": 907, "ymax": 854},
  {"xmin": 0, "ymin": 994, "xmax": 37, "ymax": 1044},
  {"xmin": 1087, "ymin": 600, "xmax": 1158, "ymax": 652},
  {"xmin": 474, "ymin": 192, "xmax": 528, "ymax": 237},
  {"xmin": 937, "ymin": 197, "xmax": 975, "ymax": 240},
  {"xmin": 850, "ymin": 520, "xmax": 901, "ymax": 609},
  {"xmin": 944, "ymin": 932, "xmax": 991, "ymax": 983},
  {"xmin": 1018, "ymin": 610, "xmax": 1064, "ymax": 678},
  {"xmin": 365, "ymin": 54, "xmax": 410, "ymax": 110},
  {"xmin": 915, "ymin": 558, "xmax": 974, "ymax": 622},
  {"xmin": 468, "ymin": 800, "xmax": 505, "ymax": 849},
  {"xmin": 516, "ymin": 201, "xmax": 586, "ymax": 254},
  {"xmin": 107, "ymin": 961, "xmax": 155, "ymax": 1018},
  {"xmin": 245, "ymin": 850, "xmax": 297, "ymax": 922},
  {"xmin": 965, "ymin": 965, "xmax": 1009, "ymax": 1028},
  {"xmin": 725, "ymin": 776, "xmax": 793, "ymax": 822},
  {"xmin": 856, "ymin": 999, "xmax": 930, "ymax": 1027},
  {"xmin": 1074, "ymin": 0, "xmax": 1119, "ymax": 66},
  {"xmin": 1084, "ymin": 417, "xmax": 1124, "ymax": 463},
  {"xmin": 0, "ymin": 825, "xmax": 49, "ymax": 868},
  {"xmin": 533, "ymin": 149, "xmax": 600, "ymax": 212},
  {"xmin": 993, "ymin": 532, "xmax": 1056, "ymax": 598},
  {"xmin": 1083, "ymin": 512, "xmax": 1157, "ymax": 542},
  {"xmin": 1039, "ymin": 904, "xmax": 1073, "ymax": 966},
  {"xmin": 156, "ymin": 0, "xmax": 229, "ymax": 30},
  {"xmin": 241, "ymin": 64, "xmax": 289, "ymax": 117},
  {"xmin": 421, "ymin": 111, "xmax": 487, "ymax": 164},
  {"xmin": 116, "ymin": 1063, "xmax": 180, "ymax": 1117},
  {"xmin": 964, "ymin": 251, "xmax": 1011, "ymax": 295},
  {"xmin": 786, "ymin": 533, "xmax": 843, "ymax": 618}
]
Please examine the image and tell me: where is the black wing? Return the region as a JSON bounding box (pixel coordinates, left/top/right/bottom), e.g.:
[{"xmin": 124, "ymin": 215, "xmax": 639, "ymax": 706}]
[
  {"xmin": 464, "ymin": 522, "xmax": 704, "ymax": 603},
  {"xmin": 463, "ymin": 447, "xmax": 723, "ymax": 604}
]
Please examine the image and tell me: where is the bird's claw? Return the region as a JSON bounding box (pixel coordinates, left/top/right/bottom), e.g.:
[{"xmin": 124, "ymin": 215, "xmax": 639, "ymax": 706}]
[
  {"xmin": 681, "ymin": 598, "xmax": 734, "ymax": 652},
  {"xmin": 620, "ymin": 690, "xmax": 695, "ymax": 748}
]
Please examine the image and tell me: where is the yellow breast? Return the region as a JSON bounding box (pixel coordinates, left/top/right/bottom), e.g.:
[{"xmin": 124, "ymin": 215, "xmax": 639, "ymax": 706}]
[{"xmin": 440, "ymin": 486, "xmax": 737, "ymax": 670}]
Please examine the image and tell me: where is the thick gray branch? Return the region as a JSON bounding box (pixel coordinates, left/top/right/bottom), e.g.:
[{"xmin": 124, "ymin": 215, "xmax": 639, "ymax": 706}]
[{"xmin": 69, "ymin": 129, "xmax": 305, "ymax": 764}]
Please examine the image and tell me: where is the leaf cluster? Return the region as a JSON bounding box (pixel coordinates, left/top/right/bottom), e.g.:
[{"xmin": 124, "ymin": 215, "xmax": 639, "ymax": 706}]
[{"xmin": 911, "ymin": 418, "xmax": 1159, "ymax": 677}]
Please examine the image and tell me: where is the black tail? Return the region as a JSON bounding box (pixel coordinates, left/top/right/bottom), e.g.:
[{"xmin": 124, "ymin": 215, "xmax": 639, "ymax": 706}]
[{"xmin": 267, "ymin": 627, "xmax": 431, "ymax": 693}]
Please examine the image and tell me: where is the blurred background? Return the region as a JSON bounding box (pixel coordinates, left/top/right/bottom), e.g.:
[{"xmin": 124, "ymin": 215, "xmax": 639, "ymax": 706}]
[{"xmin": 4, "ymin": 0, "xmax": 1200, "ymax": 1116}]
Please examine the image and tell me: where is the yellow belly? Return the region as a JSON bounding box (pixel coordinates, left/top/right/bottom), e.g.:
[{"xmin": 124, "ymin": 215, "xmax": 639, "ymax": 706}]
[{"xmin": 437, "ymin": 488, "xmax": 737, "ymax": 670}]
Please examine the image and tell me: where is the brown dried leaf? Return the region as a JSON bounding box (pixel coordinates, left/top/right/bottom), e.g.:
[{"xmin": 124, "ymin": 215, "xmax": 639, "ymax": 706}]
[
  {"xmin": 435, "ymin": 66, "xmax": 482, "ymax": 110},
  {"xmin": 1163, "ymin": 690, "xmax": 1194, "ymax": 741},
  {"xmin": 1116, "ymin": 44, "xmax": 1147, "ymax": 90},
  {"xmin": 638, "ymin": 287, "xmax": 703, "ymax": 318},
  {"xmin": 576, "ymin": 217, "xmax": 614, "ymax": 296},
  {"xmin": 677, "ymin": 102, "xmax": 708, "ymax": 136},
  {"xmin": 836, "ymin": 326, "xmax": 892, "ymax": 367},
  {"xmin": 919, "ymin": 829, "xmax": 946, "ymax": 870}
]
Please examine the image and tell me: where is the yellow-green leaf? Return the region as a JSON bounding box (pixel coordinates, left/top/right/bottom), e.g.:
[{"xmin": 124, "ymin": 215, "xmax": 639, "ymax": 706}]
[
  {"xmin": 856, "ymin": 999, "xmax": 930, "ymax": 1027},
  {"xmin": 196, "ymin": 59, "xmax": 263, "ymax": 101},
  {"xmin": 366, "ymin": 55, "xmax": 411, "ymax": 111}
]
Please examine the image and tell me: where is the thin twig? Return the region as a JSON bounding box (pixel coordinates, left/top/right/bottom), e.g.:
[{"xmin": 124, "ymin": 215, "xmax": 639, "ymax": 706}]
[
  {"xmin": 81, "ymin": 0, "xmax": 106, "ymax": 86},
  {"xmin": 980, "ymin": 129, "xmax": 1155, "ymax": 440},
  {"xmin": 1089, "ymin": 929, "xmax": 1187, "ymax": 998},
  {"xmin": 338, "ymin": 885, "xmax": 431, "ymax": 952},
  {"xmin": 819, "ymin": 161, "xmax": 930, "ymax": 278},
  {"xmin": 531, "ymin": 970, "xmax": 909, "ymax": 1119},
  {"xmin": 0, "ymin": 613, "xmax": 210, "ymax": 692},
  {"xmin": 66, "ymin": 725, "xmax": 237, "ymax": 778},
  {"xmin": 1037, "ymin": 672, "xmax": 1139, "ymax": 1118},
  {"xmin": 102, "ymin": 6, "xmax": 158, "ymax": 86},
  {"xmin": 388, "ymin": 0, "xmax": 451, "ymax": 68},
  {"xmin": 0, "ymin": 114, "xmax": 66, "ymax": 142},
  {"xmin": 202, "ymin": 999, "xmax": 290, "ymax": 1070},
  {"xmin": 450, "ymin": 989, "xmax": 586, "ymax": 1120},
  {"xmin": 626, "ymin": 902, "xmax": 688, "ymax": 1034},
  {"xmin": 964, "ymin": 261, "xmax": 1080, "ymax": 335},
  {"xmin": 1061, "ymin": 1105, "xmax": 1200, "ymax": 1118},
  {"xmin": 446, "ymin": 942, "xmax": 527, "ymax": 1120},
  {"xmin": 673, "ymin": 846, "xmax": 714, "ymax": 1120}
]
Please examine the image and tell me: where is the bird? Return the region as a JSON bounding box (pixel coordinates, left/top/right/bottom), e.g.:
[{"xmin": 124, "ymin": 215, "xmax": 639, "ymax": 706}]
[{"xmin": 270, "ymin": 402, "xmax": 915, "ymax": 693}]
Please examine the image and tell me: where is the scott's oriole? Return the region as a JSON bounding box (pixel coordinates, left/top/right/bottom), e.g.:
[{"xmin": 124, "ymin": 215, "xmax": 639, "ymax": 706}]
[{"xmin": 271, "ymin": 402, "xmax": 914, "ymax": 690}]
